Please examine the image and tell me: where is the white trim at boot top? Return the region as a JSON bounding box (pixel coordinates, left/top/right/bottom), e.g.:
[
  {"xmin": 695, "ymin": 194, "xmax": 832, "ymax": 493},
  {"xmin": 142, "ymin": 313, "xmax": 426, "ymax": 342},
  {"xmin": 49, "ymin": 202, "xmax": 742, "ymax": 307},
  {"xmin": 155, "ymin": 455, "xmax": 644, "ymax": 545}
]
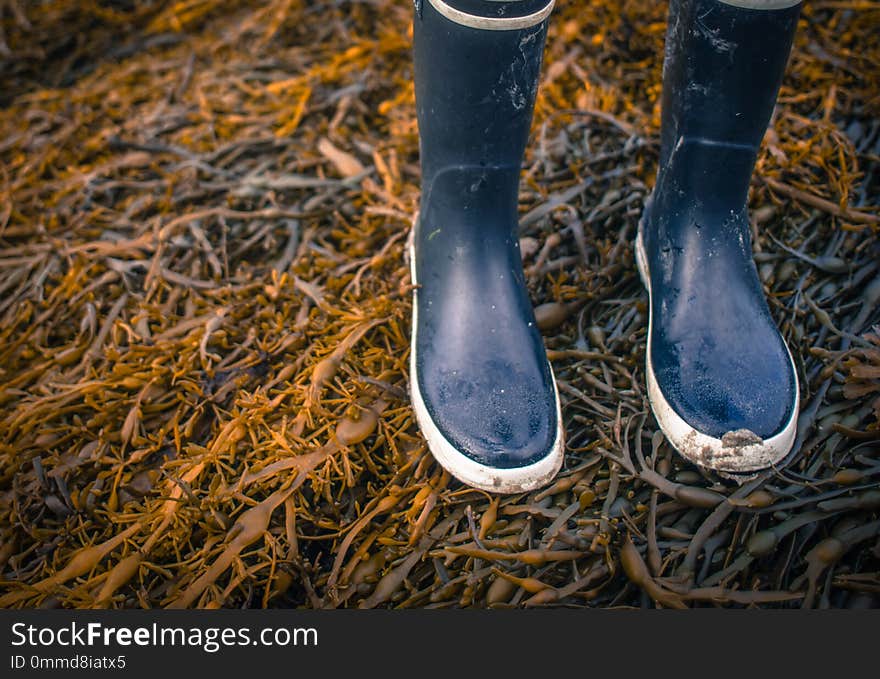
[
  {"xmin": 718, "ymin": 1, "xmax": 802, "ymax": 9},
  {"xmin": 426, "ymin": 0, "xmax": 555, "ymax": 31}
]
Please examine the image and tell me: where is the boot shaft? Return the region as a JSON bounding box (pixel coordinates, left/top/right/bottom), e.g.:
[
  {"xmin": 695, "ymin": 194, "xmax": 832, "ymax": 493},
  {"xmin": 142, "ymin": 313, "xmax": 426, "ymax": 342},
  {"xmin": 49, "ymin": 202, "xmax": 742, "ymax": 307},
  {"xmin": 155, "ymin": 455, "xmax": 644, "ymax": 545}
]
[
  {"xmin": 659, "ymin": 0, "xmax": 801, "ymax": 168},
  {"xmin": 413, "ymin": 0, "xmax": 553, "ymax": 188},
  {"xmin": 654, "ymin": 0, "xmax": 801, "ymax": 217}
]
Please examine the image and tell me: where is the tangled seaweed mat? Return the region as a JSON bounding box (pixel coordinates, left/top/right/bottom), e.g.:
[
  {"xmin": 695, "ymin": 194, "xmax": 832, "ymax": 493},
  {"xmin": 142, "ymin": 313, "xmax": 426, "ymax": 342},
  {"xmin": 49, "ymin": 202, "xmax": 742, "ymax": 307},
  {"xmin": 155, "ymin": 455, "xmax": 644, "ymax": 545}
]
[{"xmin": 0, "ymin": 0, "xmax": 878, "ymax": 609}]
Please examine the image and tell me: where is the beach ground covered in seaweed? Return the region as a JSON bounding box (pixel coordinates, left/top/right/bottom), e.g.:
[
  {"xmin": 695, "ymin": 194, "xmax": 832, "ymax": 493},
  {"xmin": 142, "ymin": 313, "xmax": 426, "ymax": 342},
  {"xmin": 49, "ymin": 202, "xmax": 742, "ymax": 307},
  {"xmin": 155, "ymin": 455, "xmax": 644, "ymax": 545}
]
[{"xmin": 0, "ymin": 0, "xmax": 878, "ymax": 609}]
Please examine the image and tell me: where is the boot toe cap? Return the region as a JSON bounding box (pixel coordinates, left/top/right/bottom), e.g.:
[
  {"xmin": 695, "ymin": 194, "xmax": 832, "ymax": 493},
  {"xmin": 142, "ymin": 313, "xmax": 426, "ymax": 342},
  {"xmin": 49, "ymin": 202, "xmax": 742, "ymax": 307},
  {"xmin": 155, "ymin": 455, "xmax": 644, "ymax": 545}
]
[
  {"xmin": 419, "ymin": 358, "xmax": 561, "ymax": 468},
  {"xmin": 411, "ymin": 354, "xmax": 564, "ymax": 492},
  {"xmin": 655, "ymin": 350, "xmax": 797, "ymax": 440},
  {"xmin": 647, "ymin": 339, "xmax": 799, "ymax": 472}
]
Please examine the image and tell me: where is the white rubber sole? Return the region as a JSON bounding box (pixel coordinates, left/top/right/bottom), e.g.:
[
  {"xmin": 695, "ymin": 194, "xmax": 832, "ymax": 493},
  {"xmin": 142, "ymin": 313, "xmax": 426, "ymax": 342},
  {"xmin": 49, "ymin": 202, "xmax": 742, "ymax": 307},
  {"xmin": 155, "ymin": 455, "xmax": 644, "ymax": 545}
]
[
  {"xmin": 407, "ymin": 226, "xmax": 564, "ymax": 494},
  {"xmin": 635, "ymin": 227, "xmax": 799, "ymax": 473}
]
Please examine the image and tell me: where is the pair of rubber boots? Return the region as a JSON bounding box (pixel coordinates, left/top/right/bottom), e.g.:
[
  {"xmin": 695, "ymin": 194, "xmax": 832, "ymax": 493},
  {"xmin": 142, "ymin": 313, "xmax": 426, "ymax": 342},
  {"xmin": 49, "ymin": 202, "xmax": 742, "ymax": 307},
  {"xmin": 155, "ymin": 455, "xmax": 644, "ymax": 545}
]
[{"xmin": 409, "ymin": 0, "xmax": 802, "ymax": 493}]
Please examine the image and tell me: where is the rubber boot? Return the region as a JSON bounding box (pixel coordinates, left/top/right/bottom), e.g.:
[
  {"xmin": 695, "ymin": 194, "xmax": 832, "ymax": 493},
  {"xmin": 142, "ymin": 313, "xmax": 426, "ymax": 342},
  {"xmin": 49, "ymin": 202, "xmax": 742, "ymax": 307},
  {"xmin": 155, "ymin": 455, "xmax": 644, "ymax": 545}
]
[
  {"xmin": 637, "ymin": 0, "xmax": 802, "ymax": 474},
  {"xmin": 410, "ymin": 0, "xmax": 564, "ymax": 493}
]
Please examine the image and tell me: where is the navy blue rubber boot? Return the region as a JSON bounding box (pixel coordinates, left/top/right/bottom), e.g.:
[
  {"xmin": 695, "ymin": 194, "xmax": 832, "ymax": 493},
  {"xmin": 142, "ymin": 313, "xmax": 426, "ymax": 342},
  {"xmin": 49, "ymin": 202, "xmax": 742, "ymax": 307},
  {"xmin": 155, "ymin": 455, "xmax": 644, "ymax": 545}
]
[
  {"xmin": 410, "ymin": 0, "xmax": 563, "ymax": 493},
  {"xmin": 637, "ymin": 0, "xmax": 802, "ymax": 473}
]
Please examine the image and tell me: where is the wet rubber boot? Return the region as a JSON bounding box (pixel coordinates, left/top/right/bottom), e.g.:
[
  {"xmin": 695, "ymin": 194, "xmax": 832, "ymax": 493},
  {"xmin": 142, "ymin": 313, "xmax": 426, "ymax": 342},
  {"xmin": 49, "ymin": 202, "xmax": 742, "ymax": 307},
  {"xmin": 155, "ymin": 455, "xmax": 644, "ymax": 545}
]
[
  {"xmin": 410, "ymin": 0, "xmax": 564, "ymax": 493},
  {"xmin": 636, "ymin": 0, "xmax": 802, "ymax": 474}
]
